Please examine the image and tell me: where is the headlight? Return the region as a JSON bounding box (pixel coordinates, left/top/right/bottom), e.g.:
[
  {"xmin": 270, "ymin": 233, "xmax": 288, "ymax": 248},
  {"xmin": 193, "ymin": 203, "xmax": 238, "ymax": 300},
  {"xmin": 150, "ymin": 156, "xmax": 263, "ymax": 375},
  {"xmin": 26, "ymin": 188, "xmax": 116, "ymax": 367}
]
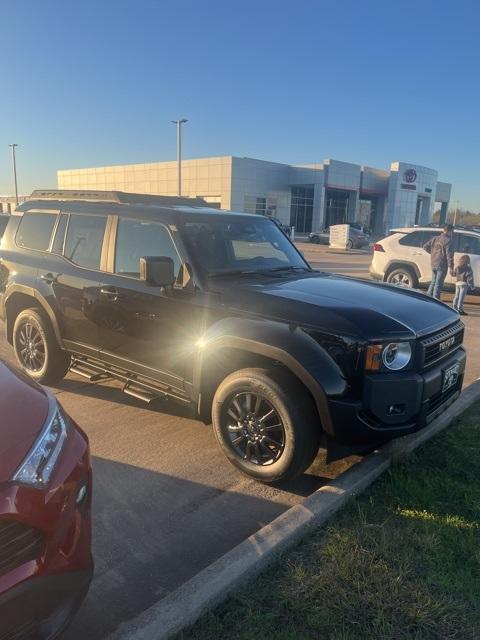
[
  {"xmin": 365, "ymin": 342, "xmax": 412, "ymax": 371},
  {"xmin": 13, "ymin": 397, "xmax": 68, "ymax": 488}
]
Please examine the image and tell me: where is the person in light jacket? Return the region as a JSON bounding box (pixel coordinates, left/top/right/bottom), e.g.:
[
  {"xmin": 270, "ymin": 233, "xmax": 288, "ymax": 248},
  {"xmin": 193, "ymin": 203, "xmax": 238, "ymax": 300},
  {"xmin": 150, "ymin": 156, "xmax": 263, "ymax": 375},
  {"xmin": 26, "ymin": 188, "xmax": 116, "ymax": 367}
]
[
  {"xmin": 423, "ymin": 224, "xmax": 455, "ymax": 299},
  {"xmin": 452, "ymin": 254, "xmax": 474, "ymax": 316}
]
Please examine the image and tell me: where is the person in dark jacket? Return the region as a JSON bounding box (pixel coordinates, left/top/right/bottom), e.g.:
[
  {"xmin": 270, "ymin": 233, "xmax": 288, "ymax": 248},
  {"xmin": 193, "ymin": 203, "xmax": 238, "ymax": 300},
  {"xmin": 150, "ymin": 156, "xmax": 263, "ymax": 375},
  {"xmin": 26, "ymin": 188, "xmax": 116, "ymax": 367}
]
[
  {"xmin": 452, "ymin": 254, "xmax": 474, "ymax": 315},
  {"xmin": 423, "ymin": 224, "xmax": 454, "ymax": 299}
]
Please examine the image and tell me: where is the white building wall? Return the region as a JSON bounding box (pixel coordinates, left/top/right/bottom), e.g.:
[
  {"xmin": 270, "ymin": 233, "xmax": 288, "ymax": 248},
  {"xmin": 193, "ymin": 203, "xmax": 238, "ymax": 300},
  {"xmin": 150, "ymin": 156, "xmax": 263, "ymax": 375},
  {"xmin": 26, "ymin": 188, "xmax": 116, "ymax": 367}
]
[
  {"xmin": 386, "ymin": 162, "xmax": 438, "ymax": 229},
  {"xmin": 58, "ymin": 157, "xmax": 233, "ymax": 209},
  {"xmin": 229, "ymin": 157, "xmax": 291, "ymax": 222},
  {"xmin": 57, "ymin": 156, "xmax": 451, "ymax": 234}
]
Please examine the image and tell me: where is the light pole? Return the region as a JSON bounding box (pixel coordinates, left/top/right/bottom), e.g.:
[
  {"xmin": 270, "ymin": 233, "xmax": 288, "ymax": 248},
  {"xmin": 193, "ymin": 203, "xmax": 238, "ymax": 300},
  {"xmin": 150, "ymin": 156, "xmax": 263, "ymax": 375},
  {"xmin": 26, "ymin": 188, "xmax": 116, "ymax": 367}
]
[
  {"xmin": 9, "ymin": 144, "xmax": 19, "ymax": 205},
  {"xmin": 453, "ymin": 201, "xmax": 459, "ymax": 226},
  {"xmin": 171, "ymin": 119, "xmax": 188, "ymax": 196}
]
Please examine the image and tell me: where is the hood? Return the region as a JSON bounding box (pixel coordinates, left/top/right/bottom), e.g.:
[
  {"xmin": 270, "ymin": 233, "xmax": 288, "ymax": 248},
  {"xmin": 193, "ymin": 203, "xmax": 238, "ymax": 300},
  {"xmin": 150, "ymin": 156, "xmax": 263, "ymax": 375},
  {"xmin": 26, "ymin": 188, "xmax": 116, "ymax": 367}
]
[
  {"xmin": 0, "ymin": 361, "xmax": 49, "ymax": 484},
  {"xmin": 215, "ymin": 272, "xmax": 458, "ymax": 340}
]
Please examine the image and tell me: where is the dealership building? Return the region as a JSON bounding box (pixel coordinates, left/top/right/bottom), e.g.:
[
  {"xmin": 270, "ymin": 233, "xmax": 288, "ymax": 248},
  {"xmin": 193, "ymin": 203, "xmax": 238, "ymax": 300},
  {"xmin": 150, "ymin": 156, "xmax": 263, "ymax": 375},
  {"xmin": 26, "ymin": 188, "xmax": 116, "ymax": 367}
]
[{"xmin": 57, "ymin": 156, "xmax": 452, "ymax": 234}]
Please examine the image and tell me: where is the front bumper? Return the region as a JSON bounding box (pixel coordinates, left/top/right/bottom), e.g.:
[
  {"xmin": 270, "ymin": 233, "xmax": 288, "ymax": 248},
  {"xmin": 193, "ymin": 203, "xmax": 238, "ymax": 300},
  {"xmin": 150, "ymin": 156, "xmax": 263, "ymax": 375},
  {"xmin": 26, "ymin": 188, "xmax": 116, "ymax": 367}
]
[
  {"xmin": 0, "ymin": 415, "xmax": 92, "ymax": 639},
  {"xmin": 327, "ymin": 347, "xmax": 466, "ymax": 446},
  {"xmin": 0, "ymin": 566, "xmax": 92, "ymax": 640}
]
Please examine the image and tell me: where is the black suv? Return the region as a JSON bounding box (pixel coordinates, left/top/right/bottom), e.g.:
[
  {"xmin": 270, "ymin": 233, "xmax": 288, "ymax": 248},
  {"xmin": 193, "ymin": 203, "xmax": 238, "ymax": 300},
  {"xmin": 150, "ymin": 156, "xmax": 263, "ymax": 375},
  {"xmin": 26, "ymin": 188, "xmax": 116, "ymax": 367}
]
[{"xmin": 0, "ymin": 190, "xmax": 466, "ymax": 483}]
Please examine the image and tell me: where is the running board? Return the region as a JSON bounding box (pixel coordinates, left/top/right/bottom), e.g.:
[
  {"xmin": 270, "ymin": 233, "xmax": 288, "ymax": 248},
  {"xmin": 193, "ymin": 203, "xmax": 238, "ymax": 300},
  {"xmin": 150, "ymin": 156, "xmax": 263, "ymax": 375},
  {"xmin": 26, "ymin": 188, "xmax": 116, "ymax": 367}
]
[
  {"xmin": 69, "ymin": 356, "xmax": 190, "ymax": 405},
  {"xmin": 70, "ymin": 363, "xmax": 112, "ymax": 382},
  {"xmin": 122, "ymin": 383, "xmax": 162, "ymax": 404}
]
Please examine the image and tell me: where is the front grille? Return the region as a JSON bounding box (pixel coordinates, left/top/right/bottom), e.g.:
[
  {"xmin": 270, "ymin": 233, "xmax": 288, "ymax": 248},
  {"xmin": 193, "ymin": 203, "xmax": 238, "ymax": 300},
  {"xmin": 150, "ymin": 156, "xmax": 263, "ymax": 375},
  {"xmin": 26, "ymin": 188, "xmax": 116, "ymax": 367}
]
[
  {"xmin": 421, "ymin": 321, "xmax": 464, "ymax": 368},
  {"xmin": 0, "ymin": 520, "xmax": 44, "ymax": 578}
]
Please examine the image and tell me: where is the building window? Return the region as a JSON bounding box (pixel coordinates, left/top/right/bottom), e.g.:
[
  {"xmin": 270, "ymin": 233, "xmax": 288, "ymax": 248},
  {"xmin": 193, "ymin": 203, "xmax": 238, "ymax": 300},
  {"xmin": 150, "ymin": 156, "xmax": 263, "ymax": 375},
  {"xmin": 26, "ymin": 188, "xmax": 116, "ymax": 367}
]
[
  {"xmin": 244, "ymin": 196, "xmax": 267, "ymax": 216},
  {"xmin": 325, "ymin": 189, "xmax": 350, "ymax": 228},
  {"xmin": 290, "ymin": 186, "xmax": 314, "ymax": 232}
]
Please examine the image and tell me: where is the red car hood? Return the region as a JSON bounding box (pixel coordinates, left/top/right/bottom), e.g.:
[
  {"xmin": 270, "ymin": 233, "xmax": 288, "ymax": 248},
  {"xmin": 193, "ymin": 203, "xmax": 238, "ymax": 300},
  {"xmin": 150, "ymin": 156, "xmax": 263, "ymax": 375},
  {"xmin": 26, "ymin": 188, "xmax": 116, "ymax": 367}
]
[{"xmin": 0, "ymin": 361, "xmax": 49, "ymax": 484}]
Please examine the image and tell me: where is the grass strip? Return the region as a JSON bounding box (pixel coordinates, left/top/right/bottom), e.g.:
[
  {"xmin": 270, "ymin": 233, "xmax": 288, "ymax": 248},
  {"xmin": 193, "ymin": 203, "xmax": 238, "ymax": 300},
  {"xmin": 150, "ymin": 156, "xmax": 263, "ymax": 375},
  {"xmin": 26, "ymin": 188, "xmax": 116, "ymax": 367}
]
[{"xmin": 184, "ymin": 403, "xmax": 480, "ymax": 640}]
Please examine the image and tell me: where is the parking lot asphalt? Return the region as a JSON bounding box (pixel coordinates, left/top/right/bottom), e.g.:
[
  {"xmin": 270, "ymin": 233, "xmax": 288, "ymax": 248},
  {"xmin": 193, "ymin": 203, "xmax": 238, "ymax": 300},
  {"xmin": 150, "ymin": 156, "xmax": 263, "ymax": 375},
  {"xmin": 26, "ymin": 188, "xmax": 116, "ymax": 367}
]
[{"xmin": 1, "ymin": 243, "xmax": 478, "ymax": 639}]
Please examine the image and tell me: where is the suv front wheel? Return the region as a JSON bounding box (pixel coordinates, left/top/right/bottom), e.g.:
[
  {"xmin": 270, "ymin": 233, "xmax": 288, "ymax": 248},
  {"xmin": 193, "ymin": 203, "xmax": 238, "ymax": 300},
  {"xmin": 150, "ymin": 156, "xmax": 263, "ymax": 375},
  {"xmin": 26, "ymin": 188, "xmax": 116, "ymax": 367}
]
[
  {"xmin": 212, "ymin": 368, "xmax": 320, "ymax": 484},
  {"xmin": 13, "ymin": 308, "xmax": 71, "ymax": 385}
]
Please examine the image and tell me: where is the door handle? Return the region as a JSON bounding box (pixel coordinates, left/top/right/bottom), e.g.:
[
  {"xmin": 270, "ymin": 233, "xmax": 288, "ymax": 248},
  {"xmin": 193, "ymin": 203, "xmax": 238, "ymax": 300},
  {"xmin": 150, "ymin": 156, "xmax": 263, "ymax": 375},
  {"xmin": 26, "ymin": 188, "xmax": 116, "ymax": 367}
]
[
  {"xmin": 40, "ymin": 272, "xmax": 58, "ymax": 284},
  {"xmin": 100, "ymin": 286, "xmax": 120, "ymax": 301}
]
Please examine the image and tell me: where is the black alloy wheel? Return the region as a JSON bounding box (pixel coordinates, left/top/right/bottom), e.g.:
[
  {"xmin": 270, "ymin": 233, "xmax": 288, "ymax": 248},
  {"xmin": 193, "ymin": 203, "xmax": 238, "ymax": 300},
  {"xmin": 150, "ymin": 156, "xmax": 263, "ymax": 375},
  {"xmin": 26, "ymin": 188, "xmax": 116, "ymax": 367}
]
[
  {"xmin": 223, "ymin": 392, "xmax": 285, "ymax": 466},
  {"xmin": 13, "ymin": 308, "xmax": 71, "ymax": 385},
  {"xmin": 212, "ymin": 368, "xmax": 320, "ymax": 484},
  {"xmin": 16, "ymin": 321, "xmax": 46, "ymax": 372}
]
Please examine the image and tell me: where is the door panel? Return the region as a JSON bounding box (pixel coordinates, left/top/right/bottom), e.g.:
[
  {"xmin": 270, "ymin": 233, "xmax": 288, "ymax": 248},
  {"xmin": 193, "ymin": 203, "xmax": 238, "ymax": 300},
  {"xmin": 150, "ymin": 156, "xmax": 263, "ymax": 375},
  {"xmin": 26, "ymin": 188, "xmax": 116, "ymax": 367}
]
[
  {"xmin": 397, "ymin": 230, "xmax": 439, "ymax": 282},
  {"xmin": 49, "ymin": 213, "xmax": 112, "ymax": 351},
  {"xmin": 97, "ymin": 217, "xmax": 204, "ymax": 386}
]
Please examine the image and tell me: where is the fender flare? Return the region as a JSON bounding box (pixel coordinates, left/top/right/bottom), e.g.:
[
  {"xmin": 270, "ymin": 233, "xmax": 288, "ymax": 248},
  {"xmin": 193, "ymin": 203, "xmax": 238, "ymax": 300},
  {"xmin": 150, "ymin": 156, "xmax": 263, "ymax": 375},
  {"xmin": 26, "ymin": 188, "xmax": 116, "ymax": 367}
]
[
  {"xmin": 193, "ymin": 317, "xmax": 349, "ymax": 435},
  {"xmin": 384, "ymin": 260, "xmax": 421, "ymax": 281},
  {"xmin": 4, "ymin": 284, "xmax": 63, "ymax": 347}
]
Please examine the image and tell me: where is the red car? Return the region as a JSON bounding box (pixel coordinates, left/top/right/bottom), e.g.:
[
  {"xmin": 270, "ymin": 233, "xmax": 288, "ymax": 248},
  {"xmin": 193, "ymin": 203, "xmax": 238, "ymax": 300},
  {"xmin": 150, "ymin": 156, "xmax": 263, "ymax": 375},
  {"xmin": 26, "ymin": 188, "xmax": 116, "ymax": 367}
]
[{"xmin": 0, "ymin": 360, "xmax": 92, "ymax": 639}]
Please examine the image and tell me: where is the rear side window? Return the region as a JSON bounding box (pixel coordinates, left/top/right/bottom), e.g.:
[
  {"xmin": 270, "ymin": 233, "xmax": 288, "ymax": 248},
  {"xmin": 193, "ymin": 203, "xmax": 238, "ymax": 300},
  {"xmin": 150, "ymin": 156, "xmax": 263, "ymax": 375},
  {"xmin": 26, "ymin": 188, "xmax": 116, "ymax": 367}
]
[
  {"xmin": 16, "ymin": 211, "xmax": 58, "ymax": 251},
  {"xmin": 398, "ymin": 230, "xmax": 439, "ymax": 247},
  {"xmin": 398, "ymin": 231, "xmax": 424, "ymax": 247},
  {"xmin": 64, "ymin": 214, "xmax": 107, "ymax": 270}
]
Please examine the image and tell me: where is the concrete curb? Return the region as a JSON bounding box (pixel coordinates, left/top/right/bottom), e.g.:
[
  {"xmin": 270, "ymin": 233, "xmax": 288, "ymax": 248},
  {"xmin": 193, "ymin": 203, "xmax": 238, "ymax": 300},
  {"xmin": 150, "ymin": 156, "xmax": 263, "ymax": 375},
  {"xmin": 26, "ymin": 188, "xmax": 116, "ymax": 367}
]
[{"xmin": 109, "ymin": 380, "xmax": 480, "ymax": 640}]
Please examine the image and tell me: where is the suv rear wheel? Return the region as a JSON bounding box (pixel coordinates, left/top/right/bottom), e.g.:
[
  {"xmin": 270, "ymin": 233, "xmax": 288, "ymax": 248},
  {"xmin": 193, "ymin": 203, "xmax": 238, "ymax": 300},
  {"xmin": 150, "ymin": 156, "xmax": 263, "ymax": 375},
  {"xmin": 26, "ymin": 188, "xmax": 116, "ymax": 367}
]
[
  {"xmin": 212, "ymin": 368, "xmax": 320, "ymax": 484},
  {"xmin": 386, "ymin": 266, "xmax": 418, "ymax": 289},
  {"xmin": 13, "ymin": 308, "xmax": 71, "ymax": 385}
]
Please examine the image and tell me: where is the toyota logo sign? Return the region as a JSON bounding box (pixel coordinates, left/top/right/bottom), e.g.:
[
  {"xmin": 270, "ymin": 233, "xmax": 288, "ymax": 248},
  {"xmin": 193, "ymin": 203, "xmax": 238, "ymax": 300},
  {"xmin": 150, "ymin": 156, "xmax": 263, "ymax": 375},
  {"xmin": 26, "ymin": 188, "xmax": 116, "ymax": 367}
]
[{"xmin": 404, "ymin": 169, "xmax": 417, "ymax": 183}]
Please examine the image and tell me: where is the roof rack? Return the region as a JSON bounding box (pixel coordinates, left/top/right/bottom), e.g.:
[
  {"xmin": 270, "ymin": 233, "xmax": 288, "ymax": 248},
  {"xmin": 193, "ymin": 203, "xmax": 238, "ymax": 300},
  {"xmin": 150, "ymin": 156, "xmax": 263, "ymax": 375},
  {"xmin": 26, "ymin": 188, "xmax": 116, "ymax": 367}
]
[{"xmin": 29, "ymin": 189, "xmax": 208, "ymax": 207}]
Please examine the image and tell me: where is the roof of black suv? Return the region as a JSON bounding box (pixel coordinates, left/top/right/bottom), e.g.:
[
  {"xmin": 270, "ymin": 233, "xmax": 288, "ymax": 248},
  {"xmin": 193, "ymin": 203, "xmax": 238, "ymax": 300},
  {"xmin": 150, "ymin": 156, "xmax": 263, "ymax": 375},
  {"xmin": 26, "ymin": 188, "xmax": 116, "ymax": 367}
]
[{"xmin": 15, "ymin": 189, "xmax": 263, "ymax": 224}]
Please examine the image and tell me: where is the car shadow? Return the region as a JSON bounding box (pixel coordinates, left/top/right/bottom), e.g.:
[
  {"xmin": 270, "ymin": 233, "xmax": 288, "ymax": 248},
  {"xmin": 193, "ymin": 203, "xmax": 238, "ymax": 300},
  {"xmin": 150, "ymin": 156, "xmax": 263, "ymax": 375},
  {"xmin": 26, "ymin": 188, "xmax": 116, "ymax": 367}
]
[
  {"xmin": 62, "ymin": 455, "xmax": 354, "ymax": 640},
  {"xmin": 52, "ymin": 375, "xmax": 196, "ymax": 420}
]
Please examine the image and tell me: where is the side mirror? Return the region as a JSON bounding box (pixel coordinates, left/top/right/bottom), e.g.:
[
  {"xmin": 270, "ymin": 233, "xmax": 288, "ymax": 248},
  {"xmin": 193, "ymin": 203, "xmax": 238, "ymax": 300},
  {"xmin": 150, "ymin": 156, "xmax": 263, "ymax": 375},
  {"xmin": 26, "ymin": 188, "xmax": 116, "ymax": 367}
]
[{"xmin": 140, "ymin": 256, "xmax": 175, "ymax": 287}]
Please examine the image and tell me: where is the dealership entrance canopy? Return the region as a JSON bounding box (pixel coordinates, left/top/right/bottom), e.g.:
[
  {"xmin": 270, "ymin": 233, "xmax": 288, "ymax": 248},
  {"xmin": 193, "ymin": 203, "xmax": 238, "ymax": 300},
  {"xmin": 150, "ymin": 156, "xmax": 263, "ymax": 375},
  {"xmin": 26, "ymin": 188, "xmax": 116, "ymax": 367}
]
[{"xmin": 57, "ymin": 156, "xmax": 451, "ymax": 234}]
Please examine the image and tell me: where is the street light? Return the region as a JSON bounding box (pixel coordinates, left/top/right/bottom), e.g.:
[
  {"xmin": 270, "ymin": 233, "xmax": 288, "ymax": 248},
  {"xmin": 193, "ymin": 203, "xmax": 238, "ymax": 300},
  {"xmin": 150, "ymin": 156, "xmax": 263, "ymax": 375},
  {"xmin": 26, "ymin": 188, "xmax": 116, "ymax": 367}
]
[
  {"xmin": 171, "ymin": 119, "xmax": 188, "ymax": 196},
  {"xmin": 8, "ymin": 144, "xmax": 19, "ymax": 205}
]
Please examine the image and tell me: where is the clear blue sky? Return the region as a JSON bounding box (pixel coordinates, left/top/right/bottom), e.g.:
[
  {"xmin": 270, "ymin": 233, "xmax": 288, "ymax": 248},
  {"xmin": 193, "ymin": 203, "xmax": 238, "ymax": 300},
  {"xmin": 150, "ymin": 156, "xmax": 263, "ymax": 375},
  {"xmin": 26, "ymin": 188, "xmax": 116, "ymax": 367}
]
[{"xmin": 1, "ymin": 0, "xmax": 479, "ymax": 210}]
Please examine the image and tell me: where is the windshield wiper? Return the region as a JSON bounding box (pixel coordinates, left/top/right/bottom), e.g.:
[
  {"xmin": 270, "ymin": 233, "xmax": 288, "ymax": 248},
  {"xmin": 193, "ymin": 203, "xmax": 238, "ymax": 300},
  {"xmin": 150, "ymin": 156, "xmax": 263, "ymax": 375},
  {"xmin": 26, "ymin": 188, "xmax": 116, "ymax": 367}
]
[
  {"xmin": 259, "ymin": 266, "xmax": 311, "ymax": 273},
  {"xmin": 207, "ymin": 269, "xmax": 259, "ymax": 278},
  {"xmin": 208, "ymin": 266, "xmax": 310, "ymax": 278}
]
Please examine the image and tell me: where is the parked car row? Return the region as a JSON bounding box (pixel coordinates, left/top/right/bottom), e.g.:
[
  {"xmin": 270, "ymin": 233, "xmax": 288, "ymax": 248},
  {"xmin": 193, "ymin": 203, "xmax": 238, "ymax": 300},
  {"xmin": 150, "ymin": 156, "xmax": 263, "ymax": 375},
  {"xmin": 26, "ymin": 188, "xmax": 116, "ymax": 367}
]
[
  {"xmin": 309, "ymin": 223, "xmax": 370, "ymax": 249},
  {"xmin": 0, "ymin": 192, "xmax": 468, "ymax": 638}
]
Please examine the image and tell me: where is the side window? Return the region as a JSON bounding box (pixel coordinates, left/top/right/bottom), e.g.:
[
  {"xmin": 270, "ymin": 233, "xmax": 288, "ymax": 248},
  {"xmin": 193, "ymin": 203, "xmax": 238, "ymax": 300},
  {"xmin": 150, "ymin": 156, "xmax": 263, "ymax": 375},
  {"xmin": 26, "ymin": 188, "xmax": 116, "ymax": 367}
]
[
  {"xmin": 51, "ymin": 213, "xmax": 69, "ymax": 254},
  {"xmin": 455, "ymin": 234, "xmax": 480, "ymax": 256},
  {"xmin": 114, "ymin": 218, "xmax": 181, "ymax": 278},
  {"xmin": 422, "ymin": 231, "xmax": 440, "ymax": 246},
  {"xmin": 398, "ymin": 231, "xmax": 424, "ymax": 247},
  {"xmin": 64, "ymin": 214, "xmax": 107, "ymax": 270},
  {"xmin": 16, "ymin": 211, "xmax": 58, "ymax": 251}
]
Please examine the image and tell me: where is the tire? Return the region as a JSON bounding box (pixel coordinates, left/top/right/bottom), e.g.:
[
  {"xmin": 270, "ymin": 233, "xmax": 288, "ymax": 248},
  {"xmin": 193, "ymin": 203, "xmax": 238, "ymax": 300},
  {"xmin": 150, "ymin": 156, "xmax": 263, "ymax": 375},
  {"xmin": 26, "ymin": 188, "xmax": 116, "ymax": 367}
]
[
  {"xmin": 310, "ymin": 236, "xmax": 321, "ymax": 244},
  {"xmin": 386, "ymin": 266, "xmax": 418, "ymax": 289},
  {"xmin": 346, "ymin": 239, "xmax": 354, "ymax": 250},
  {"xmin": 13, "ymin": 308, "xmax": 70, "ymax": 385},
  {"xmin": 212, "ymin": 368, "xmax": 320, "ymax": 484}
]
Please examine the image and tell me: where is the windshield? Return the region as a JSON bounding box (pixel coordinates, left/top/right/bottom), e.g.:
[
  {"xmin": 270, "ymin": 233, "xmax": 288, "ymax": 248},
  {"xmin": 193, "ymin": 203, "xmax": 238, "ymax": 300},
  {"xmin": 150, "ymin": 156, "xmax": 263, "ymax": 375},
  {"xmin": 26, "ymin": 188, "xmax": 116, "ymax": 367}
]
[{"xmin": 180, "ymin": 217, "xmax": 309, "ymax": 275}]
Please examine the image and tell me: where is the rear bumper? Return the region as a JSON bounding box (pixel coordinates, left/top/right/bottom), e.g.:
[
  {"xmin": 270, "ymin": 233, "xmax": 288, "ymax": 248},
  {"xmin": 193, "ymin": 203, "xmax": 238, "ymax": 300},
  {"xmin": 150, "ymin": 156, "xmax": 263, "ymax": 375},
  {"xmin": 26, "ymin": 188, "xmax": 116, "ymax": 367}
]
[
  {"xmin": 0, "ymin": 565, "xmax": 93, "ymax": 640},
  {"xmin": 369, "ymin": 265, "xmax": 384, "ymax": 281},
  {"xmin": 327, "ymin": 348, "xmax": 466, "ymax": 446}
]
